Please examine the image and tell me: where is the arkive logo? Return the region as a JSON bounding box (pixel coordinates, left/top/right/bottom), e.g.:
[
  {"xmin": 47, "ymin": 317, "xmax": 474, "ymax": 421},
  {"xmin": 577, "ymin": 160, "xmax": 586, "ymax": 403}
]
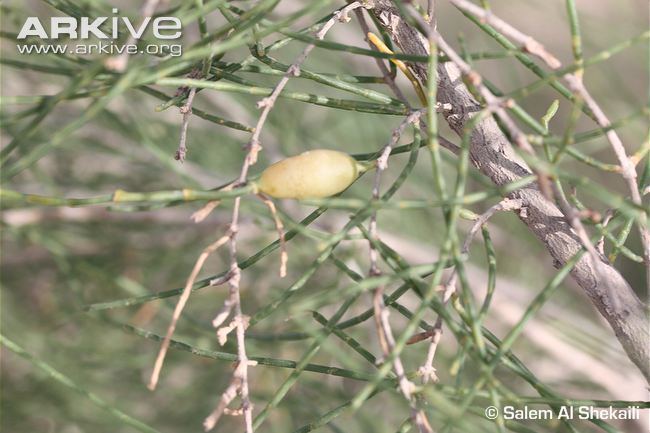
[{"xmin": 17, "ymin": 8, "xmax": 182, "ymax": 40}]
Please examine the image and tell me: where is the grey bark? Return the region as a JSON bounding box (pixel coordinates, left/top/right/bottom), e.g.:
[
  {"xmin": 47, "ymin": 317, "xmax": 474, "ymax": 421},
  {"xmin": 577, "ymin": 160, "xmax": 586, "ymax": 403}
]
[{"xmin": 369, "ymin": 0, "xmax": 649, "ymax": 381}]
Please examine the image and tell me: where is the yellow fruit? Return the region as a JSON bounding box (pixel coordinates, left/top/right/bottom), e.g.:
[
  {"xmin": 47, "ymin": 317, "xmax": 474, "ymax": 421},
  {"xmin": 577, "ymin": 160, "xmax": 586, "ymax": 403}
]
[{"xmin": 258, "ymin": 149, "xmax": 359, "ymax": 199}]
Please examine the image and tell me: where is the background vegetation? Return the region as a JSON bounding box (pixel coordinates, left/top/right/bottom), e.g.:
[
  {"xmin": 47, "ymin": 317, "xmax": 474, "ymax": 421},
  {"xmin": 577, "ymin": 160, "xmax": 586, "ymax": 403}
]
[{"xmin": 1, "ymin": 1, "xmax": 648, "ymax": 432}]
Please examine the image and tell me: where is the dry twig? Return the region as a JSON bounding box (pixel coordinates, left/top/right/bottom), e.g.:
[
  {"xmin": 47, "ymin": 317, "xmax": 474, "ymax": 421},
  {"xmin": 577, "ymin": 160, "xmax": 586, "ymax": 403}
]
[
  {"xmin": 367, "ymin": 109, "xmax": 433, "ymax": 433},
  {"xmin": 414, "ymin": 198, "xmax": 523, "ymax": 383},
  {"xmin": 367, "ymin": 0, "xmax": 648, "ymax": 381},
  {"xmin": 411, "ymin": 17, "xmax": 609, "ymax": 280},
  {"xmin": 175, "ymin": 69, "xmax": 201, "ymax": 162},
  {"xmin": 203, "ymin": 3, "xmax": 366, "ymax": 431},
  {"xmin": 410, "ymin": 11, "xmax": 552, "ymax": 198},
  {"xmin": 148, "ymin": 234, "xmax": 231, "ymax": 391},
  {"xmin": 257, "ymin": 194, "xmax": 288, "ymax": 278},
  {"xmin": 450, "ymin": 0, "xmax": 649, "ymax": 287}
]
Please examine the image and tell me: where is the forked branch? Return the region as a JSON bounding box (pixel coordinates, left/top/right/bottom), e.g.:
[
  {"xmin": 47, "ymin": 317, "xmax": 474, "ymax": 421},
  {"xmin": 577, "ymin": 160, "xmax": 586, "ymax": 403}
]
[{"xmin": 368, "ymin": 0, "xmax": 649, "ymax": 381}]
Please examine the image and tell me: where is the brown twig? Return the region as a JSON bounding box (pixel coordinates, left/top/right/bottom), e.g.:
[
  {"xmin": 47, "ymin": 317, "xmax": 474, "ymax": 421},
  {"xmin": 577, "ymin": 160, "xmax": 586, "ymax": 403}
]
[
  {"xmin": 596, "ymin": 209, "xmax": 615, "ymax": 255},
  {"xmin": 191, "ymin": 200, "xmax": 221, "ymax": 223},
  {"xmin": 191, "ymin": 183, "xmax": 235, "ymax": 223},
  {"xmin": 175, "ymin": 12, "xmax": 221, "ymax": 163},
  {"xmin": 366, "ymin": 109, "xmax": 432, "ymax": 433},
  {"xmin": 203, "ymin": 375, "xmax": 241, "ymax": 430},
  {"xmin": 450, "ymin": 0, "xmax": 649, "ymax": 287},
  {"xmin": 175, "ymin": 71, "xmax": 200, "ymax": 162},
  {"xmin": 555, "ymin": 188, "xmax": 609, "ymax": 279},
  {"xmin": 148, "ymin": 234, "xmax": 230, "ymax": 391},
  {"xmin": 257, "ymin": 193, "xmax": 288, "ymax": 278},
  {"xmin": 249, "ymin": 1, "xmax": 365, "ymax": 165},
  {"xmin": 408, "ymin": 3, "xmax": 622, "ymax": 354},
  {"xmin": 204, "ymin": 194, "xmax": 255, "ymax": 432},
  {"xmin": 450, "ymin": 0, "xmax": 561, "ymax": 69},
  {"xmin": 414, "ymin": 198, "xmax": 523, "ymax": 383},
  {"xmin": 407, "ymin": 7, "xmax": 612, "ymax": 291},
  {"xmin": 203, "ymin": 3, "xmax": 366, "ymax": 431},
  {"xmin": 367, "ymin": 0, "xmax": 648, "ymax": 381},
  {"xmin": 564, "ymin": 75, "xmax": 650, "ymax": 284},
  {"xmin": 410, "ymin": 11, "xmax": 552, "ymax": 198}
]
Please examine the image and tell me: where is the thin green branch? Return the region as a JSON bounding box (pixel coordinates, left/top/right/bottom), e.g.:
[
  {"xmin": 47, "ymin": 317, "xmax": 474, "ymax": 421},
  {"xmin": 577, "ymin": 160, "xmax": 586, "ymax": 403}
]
[
  {"xmin": 0, "ymin": 335, "xmax": 161, "ymax": 433},
  {"xmin": 155, "ymin": 77, "xmax": 409, "ymax": 115},
  {"xmin": 0, "ymin": 184, "xmax": 255, "ymax": 208}
]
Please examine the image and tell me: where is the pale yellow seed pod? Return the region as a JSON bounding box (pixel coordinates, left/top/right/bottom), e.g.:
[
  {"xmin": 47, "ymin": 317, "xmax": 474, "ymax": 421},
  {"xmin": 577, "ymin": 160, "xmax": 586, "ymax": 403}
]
[{"xmin": 258, "ymin": 149, "xmax": 360, "ymax": 199}]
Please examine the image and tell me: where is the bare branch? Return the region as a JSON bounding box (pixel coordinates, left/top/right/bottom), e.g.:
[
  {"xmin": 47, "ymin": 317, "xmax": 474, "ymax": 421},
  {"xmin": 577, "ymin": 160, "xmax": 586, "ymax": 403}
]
[
  {"xmin": 415, "ymin": 198, "xmax": 523, "ymax": 383},
  {"xmin": 450, "ymin": 0, "xmax": 561, "ymax": 69},
  {"xmin": 408, "ymin": 11, "xmax": 552, "ymax": 198},
  {"xmin": 368, "ymin": 0, "xmax": 649, "ymax": 381},
  {"xmin": 367, "ymin": 110, "xmax": 432, "ymax": 433},
  {"xmin": 450, "ymin": 0, "xmax": 649, "ymax": 285},
  {"xmin": 204, "ymin": 4, "xmax": 367, "ymax": 431},
  {"xmin": 258, "ymin": 194, "xmax": 288, "ymax": 278},
  {"xmin": 148, "ymin": 234, "xmax": 230, "ymax": 391},
  {"xmin": 249, "ymin": 1, "xmax": 366, "ymax": 165},
  {"xmin": 175, "ymin": 85, "xmax": 198, "ymax": 162}
]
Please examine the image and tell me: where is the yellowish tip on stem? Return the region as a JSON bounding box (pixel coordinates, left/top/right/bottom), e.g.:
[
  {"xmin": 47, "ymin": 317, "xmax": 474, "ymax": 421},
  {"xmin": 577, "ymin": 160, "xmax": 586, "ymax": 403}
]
[{"xmin": 366, "ymin": 32, "xmax": 428, "ymax": 107}]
